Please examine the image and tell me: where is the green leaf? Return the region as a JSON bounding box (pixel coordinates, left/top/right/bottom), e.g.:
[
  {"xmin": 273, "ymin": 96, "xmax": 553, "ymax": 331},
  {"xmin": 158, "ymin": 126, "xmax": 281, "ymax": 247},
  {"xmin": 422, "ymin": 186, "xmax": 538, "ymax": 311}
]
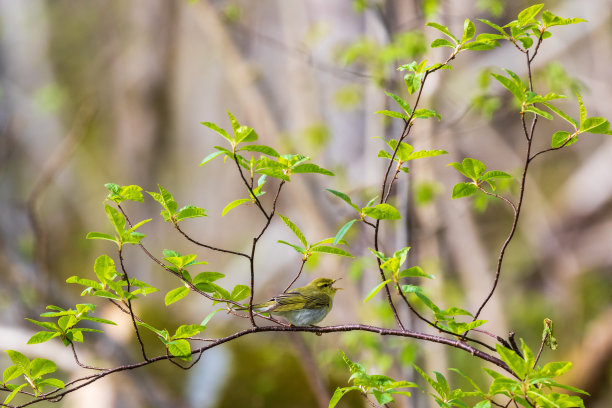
[
  {"xmin": 210, "ymin": 283, "xmax": 231, "ymax": 300},
  {"xmin": 105, "ymin": 184, "xmax": 144, "ymax": 203},
  {"xmin": 291, "ymin": 163, "xmax": 334, "ymax": 176},
  {"xmin": 402, "ymin": 285, "xmax": 439, "ymax": 312},
  {"xmin": 434, "ymin": 371, "xmax": 451, "ymax": 397},
  {"xmin": 462, "ymin": 19, "xmax": 476, "ymax": 42},
  {"xmin": 364, "ymin": 280, "xmax": 391, "ymax": 303},
  {"xmin": 542, "ymin": 10, "xmax": 587, "ymax": 28},
  {"xmin": 165, "ymin": 286, "xmax": 190, "ymax": 306},
  {"xmin": 461, "ymin": 40, "xmax": 498, "ymax": 51},
  {"xmin": 167, "ymin": 339, "xmax": 192, "ymax": 360},
  {"xmin": 478, "ymin": 19, "xmax": 508, "ymax": 36},
  {"xmin": 30, "ymin": 358, "xmax": 56, "ymax": 378},
  {"xmin": 381, "ymin": 257, "xmax": 400, "ymax": 274},
  {"xmin": 413, "ymin": 365, "xmax": 446, "ymax": 398},
  {"xmin": 4, "ymin": 383, "xmax": 27, "ymax": 405},
  {"xmin": 581, "ymin": 117, "xmax": 610, "ymax": 134},
  {"xmin": 538, "ymin": 361, "xmax": 572, "ymax": 378},
  {"xmin": 199, "ymin": 150, "xmax": 225, "ymax": 165},
  {"xmin": 376, "ymin": 110, "xmax": 410, "ymax": 121},
  {"xmin": 399, "ymin": 266, "xmax": 434, "ymax": 279},
  {"xmin": 278, "ymin": 214, "xmax": 308, "ymax": 247},
  {"xmin": 326, "ymin": 189, "xmax": 360, "ymax": 213},
  {"xmin": 551, "ymin": 131, "xmax": 573, "ymax": 148},
  {"xmin": 385, "ymin": 91, "xmax": 411, "ymax": 114},
  {"xmin": 3, "ymin": 365, "xmax": 22, "ymax": 383},
  {"xmin": 328, "ymin": 386, "xmax": 361, "ymax": 408},
  {"xmin": 201, "ymin": 308, "xmax": 224, "ymax": 326},
  {"xmin": 136, "ymin": 321, "xmax": 169, "ymax": 339},
  {"xmin": 373, "ymin": 390, "xmax": 394, "ymax": 405},
  {"xmin": 404, "ymin": 73, "xmax": 422, "ymax": 95},
  {"xmin": 5, "ymin": 350, "xmax": 30, "ymax": 374},
  {"xmin": 82, "ymin": 316, "xmax": 117, "ymax": 325},
  {"xmin": 333, "ymin": 219, "xmax": 357, "ymax": 245},
  {"xmin": 481, "ymin": 170, "xmax": 511, "ymax": 180},
  {"xmin": 176, "ymin": 205, "xmax": 207, "ymax": 221},
  {"xmin": 231, "ymin": 284, "xmax": 251, "ymax": 301},
  {"xmin": 27, "ymin": 331, "xmax": 60, "ymax": 345},
  {"xmin": 173, "ymin": 324, "xmax": 207, "ymax": 340},
  {"xmin": 201, "ymin": 121, "xmax": 232, "ymax": 144},
  {"xmin": 518, "ymin": 4, "xmax": 543, "ymax": 26},
  {"xmin": 362, "ymin": 203, "xmax": 401, "ymax": 220},
  {"xmin": 440, "ymin": 307, "xmax": 473, "ymax": 317},
  {"xmin": 445, "ymin": 319, "xmax": 487, "ymax": 334},
  {"xmin": 94, "ymin": 255, "xmax": 118, "ymax": 285},
  {"xmin": 496, "ymin": 344, "xmax": 528, "ymax": 379},
  {"xmin": 222, "ymin": 198, "xmax": 251, "ymax": 216},
  {"xmin": 235, "ymin": 126, "xmax": 258, "ymax": 144},
  {"xmin": 407, "ymin": 149, "xmax": 447, "ymax": 160},
  {"xmin": 193, "ymin": 271, "xmax": 225, "ymax": 285},
  {"xmin": 240, "ymin": 144, "xmax": 280, "ymax": 157},
  {"xmin": 452, "ymin": 182, "xmax": 478, "ymax": 199},
  {"xmin": 577, "ymin": 93, "xmax": 587, "ymax": 125},
  {"xmin": 310, "ymin": 246, "xmax": 353, "ymax": 257},
  {"xmin": 426, "ymin": 22, "xmax": 458, "ymax": 43},
  {"xmin": 542, "ymin": 103, "xmax": 578, "ymax": 128},
  {"xmin": 524, "ymin": 105, "xmax": 552, "ymax": 120},
  {"xmin": 104, "ymin": 204, "xmax": 125, "ymax": 236},
  {"xmin": 277, "ymin": 240, "xmax": 306, "ymax": 254},
  {"xmin": 386, "ymin": 139, "xmax": 413, "ymax": 161},
  {"xmin": 66, "ymin": 276, "xmax": 104, "ymax": 291},
  {"xmin": 86, "ymin": 231, "xmax": 118, "ymax": 243},
  {"xmin": 37, "ymin": 377, "xmax": 65, "ymax": 389},
  {"xmin": 413, "ymin": 108, "xmax": 441, "ymax": 120},
  {"xmin": 491, "ymin": 73, "xmax": 524, "ymax": 102},
  {"xmin": 430, "ymin": 38, "xmax": 456, "ymax": 48}
]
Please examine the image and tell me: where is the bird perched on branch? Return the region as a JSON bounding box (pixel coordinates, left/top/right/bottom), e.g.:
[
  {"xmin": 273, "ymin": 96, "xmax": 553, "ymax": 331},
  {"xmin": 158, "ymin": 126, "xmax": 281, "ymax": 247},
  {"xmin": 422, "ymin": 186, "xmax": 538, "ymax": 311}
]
[{"xmin": 236, "ymin": 277, "xmax": 341, "ymax": 326}]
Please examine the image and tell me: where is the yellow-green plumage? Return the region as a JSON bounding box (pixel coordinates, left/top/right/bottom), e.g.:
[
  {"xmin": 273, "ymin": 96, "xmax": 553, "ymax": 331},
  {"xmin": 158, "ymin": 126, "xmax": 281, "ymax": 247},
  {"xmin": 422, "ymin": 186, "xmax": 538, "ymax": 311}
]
[{"xmin": 237, "ymin": 278, "xmax": 340, "ymax": 326}]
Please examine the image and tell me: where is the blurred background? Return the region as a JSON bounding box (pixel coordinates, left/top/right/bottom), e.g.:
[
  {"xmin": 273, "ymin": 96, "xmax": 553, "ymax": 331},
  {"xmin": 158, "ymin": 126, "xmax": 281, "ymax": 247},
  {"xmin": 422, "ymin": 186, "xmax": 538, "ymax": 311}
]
[{"xmin": 1, "ymin": 0, "xmax": 611, "ymax": 407}]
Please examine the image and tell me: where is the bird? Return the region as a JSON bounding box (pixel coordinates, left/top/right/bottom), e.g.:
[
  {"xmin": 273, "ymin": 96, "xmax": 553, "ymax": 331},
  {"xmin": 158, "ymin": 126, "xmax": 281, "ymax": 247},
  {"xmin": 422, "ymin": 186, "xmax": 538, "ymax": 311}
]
[{"xmin": 235, "ymin": 277, "xmax": 341, "ymax": 326}]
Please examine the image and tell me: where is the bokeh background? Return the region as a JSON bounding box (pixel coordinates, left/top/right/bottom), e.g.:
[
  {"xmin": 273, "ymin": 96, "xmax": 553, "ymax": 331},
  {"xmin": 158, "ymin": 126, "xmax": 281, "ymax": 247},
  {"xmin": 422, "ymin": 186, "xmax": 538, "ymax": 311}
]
[{"xmin": 1, "ymin": 0, "xmax": 611, "ymax": 407}]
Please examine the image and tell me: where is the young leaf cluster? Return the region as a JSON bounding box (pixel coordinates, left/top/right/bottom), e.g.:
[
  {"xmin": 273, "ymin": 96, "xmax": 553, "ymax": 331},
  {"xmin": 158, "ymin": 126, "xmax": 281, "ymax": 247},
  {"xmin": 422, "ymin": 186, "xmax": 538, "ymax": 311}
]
[
  {"xmin": 377, "ymin": 135, "xmax": 447, "ymax": 174},
  {"xmin": 365, "ymin": 247, "xmax": 432, "ymax": 303},
  {"xmin": 329, "ymin": 351, "xmax": 417, "ymax": 407},
  {"xmin": 2, "ymin": 351, "xmax": 64, "ymax": 405},
  {"xmin": 277, "ymin": 214, "xmax": 353, "ymax": 259},
  {"xmin": 136, "ymin": 321, "xmax": 207, "ymax": 361},
  {"xmin": 25, "ymin": 303, "xmax": 116, "ymax": 347},
  {"xmin": 448, "ymin": 158, "xmax": 511, "ymax": 199},
  {"xmin": 67, "ymin": 254, "xmax": 158, "ymax": 302}
]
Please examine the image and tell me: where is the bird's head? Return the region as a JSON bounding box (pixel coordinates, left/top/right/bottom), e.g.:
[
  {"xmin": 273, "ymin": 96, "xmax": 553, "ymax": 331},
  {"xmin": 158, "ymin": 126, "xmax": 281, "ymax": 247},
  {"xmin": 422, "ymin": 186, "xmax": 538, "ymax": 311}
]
[{"xmin": 308, "ymin": 277, "xmax": 342, "ymax": 297}]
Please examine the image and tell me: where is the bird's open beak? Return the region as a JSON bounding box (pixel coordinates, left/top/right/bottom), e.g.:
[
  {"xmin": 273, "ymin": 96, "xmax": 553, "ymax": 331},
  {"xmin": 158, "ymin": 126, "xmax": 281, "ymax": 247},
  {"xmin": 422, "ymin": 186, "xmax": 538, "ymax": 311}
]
[{"xmin": 333, "ymin": 278, "xmax": 343, "ymax": 289}]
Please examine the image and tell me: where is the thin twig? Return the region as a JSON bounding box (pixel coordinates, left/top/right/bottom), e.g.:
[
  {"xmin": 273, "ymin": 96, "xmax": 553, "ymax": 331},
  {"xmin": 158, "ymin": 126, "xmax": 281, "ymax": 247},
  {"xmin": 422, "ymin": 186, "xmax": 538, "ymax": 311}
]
[
  {"xmin": 174, "ymin": 223, "xmax": 250, "ymax": 259},
  {"xmin": 283, "ymin": 258, "xmax": 307, "ymax": 293},
  {"xmin": 117, "ymin": 248, "xmax": 149, "ymax": 361},
  {"xmin": 477, "ymin": 186, "xmax": 518, "ymax": 215},
  {"xmin": 472, "ymin": 48, "xmax": 540, "ymax": 322},
  {"xmin": 69, "ymin": 343, "xmax": 108, "ymax": 371},
  {"xmin": 232, "ymin": 152, "xmax": 269, "ymax": 219},
  {"xmin": 533, "ymin": 331, "xmax": 548, "ymax": 368}
]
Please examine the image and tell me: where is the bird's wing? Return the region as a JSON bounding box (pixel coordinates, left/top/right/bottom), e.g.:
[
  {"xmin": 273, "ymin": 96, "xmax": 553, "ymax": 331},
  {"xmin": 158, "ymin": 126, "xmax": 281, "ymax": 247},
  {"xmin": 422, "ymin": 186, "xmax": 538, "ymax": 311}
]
[{"xmin": 272, "ymin": 290, "xmax": 330, "ymax": 311}]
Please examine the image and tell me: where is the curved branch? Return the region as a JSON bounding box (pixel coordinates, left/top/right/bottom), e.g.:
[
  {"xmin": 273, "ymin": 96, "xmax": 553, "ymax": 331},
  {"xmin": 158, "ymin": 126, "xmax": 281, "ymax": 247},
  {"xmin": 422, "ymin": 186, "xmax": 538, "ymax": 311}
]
[
  {"xmin": 12, "ymin": 323, "xmax": 513, "ymax": 407},
  {"xmin": 117, "ymin": 248, "xmax": 149, "ymax": 361}
]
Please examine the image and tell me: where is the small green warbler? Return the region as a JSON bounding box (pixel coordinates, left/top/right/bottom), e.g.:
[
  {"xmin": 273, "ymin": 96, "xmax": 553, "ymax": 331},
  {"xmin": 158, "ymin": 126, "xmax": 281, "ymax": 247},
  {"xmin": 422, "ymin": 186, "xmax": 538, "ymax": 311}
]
[{"xmin": 236, "ymin": 277, "xmax": 341, "ymax": 326}]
